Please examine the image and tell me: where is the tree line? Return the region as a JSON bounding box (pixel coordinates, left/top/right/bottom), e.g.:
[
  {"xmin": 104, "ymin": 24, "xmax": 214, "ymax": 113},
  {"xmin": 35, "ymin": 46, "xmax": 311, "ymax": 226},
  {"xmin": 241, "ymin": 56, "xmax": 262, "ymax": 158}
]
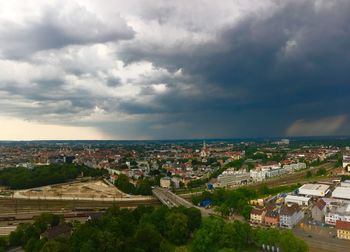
[
  {"xmin": 0, "ymin": 206, "xmax": 307, "ymax": 252},
  {"xmin": 0, "ymin": 164, "xmax": 108, "ymax": 189},
  {"xmin": 114, "ymin": 174, "xmax": 159, "ymax": 195}
]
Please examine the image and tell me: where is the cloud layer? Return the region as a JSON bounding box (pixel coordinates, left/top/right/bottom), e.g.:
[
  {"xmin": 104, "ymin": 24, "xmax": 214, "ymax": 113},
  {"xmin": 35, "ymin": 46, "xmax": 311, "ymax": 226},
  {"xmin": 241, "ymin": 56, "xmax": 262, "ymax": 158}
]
[{"xmin": 0, "ymin": 0, "xmax": 349, "ymax": 139}]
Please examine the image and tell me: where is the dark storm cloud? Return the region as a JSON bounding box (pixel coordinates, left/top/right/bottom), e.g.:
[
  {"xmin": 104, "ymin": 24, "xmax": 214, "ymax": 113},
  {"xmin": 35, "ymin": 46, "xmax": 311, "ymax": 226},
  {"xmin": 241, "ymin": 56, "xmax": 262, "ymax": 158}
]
[
  {"xmin": 0, "ymin": 5, "xmax": 134, "ymax": 59},
  {"xmin": 116, "ymin": 0, "xmax": 350, "ymax": 137},
  {"xmin": 1, "ymin": 0, "xmax": 350, "ymax": 139}
]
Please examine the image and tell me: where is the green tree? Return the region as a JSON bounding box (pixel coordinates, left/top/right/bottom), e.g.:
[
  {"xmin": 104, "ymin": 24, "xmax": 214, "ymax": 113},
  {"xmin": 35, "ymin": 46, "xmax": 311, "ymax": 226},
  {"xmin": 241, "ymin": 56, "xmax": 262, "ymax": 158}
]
[
  {"xmin": 40, "ymin": 240, "xmax": 67, "ymax": 252},
  {"xmin": 134, "ymin": 223, "xmax": 162, "ymax": 252},
  {"xmin": 165, "ymin": 212, "xmax": 189, "ymax": 245},
  {"xmin": 192, "ymin": 218, "xmax": 225, "ymax": 252},
  {"xmin": 114, "ymin": 174, "xmax": 135, "ymax": 194},
  {"xmin": 279, "ymin": 231, "xmax": 308, "ymax": 252},
  {"xmin": 306, "ymin": 170, "xmax": 312, "ymax": 178},
  {"xmin": 215, "ymin": 203, "xmax": 230, "ymax": 217},
  {"xmin": 316, "ymin": 168, "xmax": 327, "ymax": 176}
]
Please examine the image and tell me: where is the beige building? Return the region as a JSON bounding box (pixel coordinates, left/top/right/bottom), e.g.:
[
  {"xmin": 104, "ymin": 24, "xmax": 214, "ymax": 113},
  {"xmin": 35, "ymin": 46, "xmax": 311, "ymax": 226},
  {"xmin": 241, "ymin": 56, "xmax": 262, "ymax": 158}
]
[
  {"xmin": 336, "ymin": 220, "xmax": 350, "ymax": 240},
  {"xmin": 250, "ymin": 207, "xmax": 265, "ymax": 225},
  {"xmin": 160, "ymin": 177, "xmax": 171, "ymax": 188}
]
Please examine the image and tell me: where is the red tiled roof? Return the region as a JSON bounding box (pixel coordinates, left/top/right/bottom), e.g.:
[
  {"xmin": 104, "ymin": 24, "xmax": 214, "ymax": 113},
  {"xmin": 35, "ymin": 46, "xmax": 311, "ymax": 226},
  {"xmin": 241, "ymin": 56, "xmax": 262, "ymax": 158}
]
[
  {"xmin": 280, "ymin": 203, "xmax": 300, "ymax": 216},
  {"xmin": 336, "ymin": 220, "xmax": 350, "ymax": 231},
  {"xmin": 315, "ymin": 199, "xmax": 326, "ymax": 211},
  {"xmin": 251, "ymin": 207, "xmax": 265, "ymax": 216}
]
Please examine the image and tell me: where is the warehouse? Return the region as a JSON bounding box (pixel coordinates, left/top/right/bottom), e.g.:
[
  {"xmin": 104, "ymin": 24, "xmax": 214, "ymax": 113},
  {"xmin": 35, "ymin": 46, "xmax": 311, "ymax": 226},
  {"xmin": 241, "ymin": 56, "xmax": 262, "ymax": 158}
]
[
  {"xmin": 285, "ymin": 195, "xmax": 311, "ymax": 206},
  {"xmin": 298, "ymin": 184, "xmax": 330, "ymax": 197},
  {"xmin": 332, "ymin": 187, "xmax": 350, "ymax": 200}
]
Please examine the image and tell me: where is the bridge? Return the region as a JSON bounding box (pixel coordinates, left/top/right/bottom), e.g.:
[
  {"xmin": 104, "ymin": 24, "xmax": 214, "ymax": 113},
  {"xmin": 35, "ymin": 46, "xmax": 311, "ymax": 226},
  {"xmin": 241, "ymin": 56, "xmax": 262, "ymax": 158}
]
[
  {"xmin": 152, "ymin": 187, "xmax": 211, "ymax": 216},
  {"xmin": 152, "ymin": 187, "xmax": 194, "ymax": 208}
]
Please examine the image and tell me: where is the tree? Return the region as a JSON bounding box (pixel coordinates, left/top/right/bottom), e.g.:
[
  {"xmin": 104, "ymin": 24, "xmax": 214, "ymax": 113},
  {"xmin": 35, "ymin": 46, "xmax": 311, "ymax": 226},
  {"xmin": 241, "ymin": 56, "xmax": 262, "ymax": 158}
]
[
  {"xmin": 134, "ymin": 223, "xmax": 162, "ymax": 252},
  {"xmin": 316, "ymin": 168, "xmax": 327, "ymax": 176},
  {"xmin": 34, "ymin": 213, "xmax": 61, "ymax": 232},
  {"xmin": 192, "ymin": 218, "xmax": 225, "ymax": 252},
  {"xmin": 40, "ymin": 240, "xmax": 68, "ymax": 252},
  {"xmin": 305, "ymin": 171, "xmax": 312, "ymax": 178},
  {"xmin": 215, "ymin": 203, "xmax": 230, "ymax": 217},
  {"xmin": 279, "ymin": 231, "xmax": 308, "ymax": 252},
  {"xmin": 181, "ymin": 207, "xmax": 201, "ymax": 232},
  {"xmin": 114, "ymin": 174, "xmax": 135, "ymax": 194},
  {"xmin": 241, "ymin": 205, "xmax": 252, "ymax": 220},
  {"xmin": 165, "ymin": 212, "xmax": 189, "ymax": 245},
  {"xmin": 136, "ymin": 178, "xmax": 153, "ymax": 195}
]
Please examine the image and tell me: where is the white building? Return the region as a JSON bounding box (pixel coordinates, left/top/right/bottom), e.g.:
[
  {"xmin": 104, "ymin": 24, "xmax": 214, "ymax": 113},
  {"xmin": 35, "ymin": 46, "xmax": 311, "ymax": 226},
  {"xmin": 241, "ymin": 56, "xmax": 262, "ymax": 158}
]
[
  {"xmin": 332, "ymin": 186, "xmax": 350, "ymax": 200},
  {"xmin": 280, "ymin": 203, "xmax": 304, "ymax": 228},
  {"xmin": 283, "ymin": 163, "xmax": 307, "ymax": 173},
  {"xmin": 250, "ymin": 170, "xmax": 267, "ymax": 182},
  {"xmin": 250, "ymin": 164, "xmax": 285, "ymax": 181},
  {"xmin": 325, "ymin": 203, "xmax": 350, "ymax": 225},
  {"xmin": 285, "ymin": 195, "xmax": 311, "ymax": 206},
  {"xmin": 298, "ymin": 184, "xmax": 330, "ymax": 197},
  {"xmin": 343, "ymin": 155, "xmax": 350, "ymax": 171},
  {"xmin": 341, "ymin": 181, "xmax": 350, "ymax": 188},
  {"xmin": 217, "ymin": 170, "xmax": 250, "ymax": 187}
]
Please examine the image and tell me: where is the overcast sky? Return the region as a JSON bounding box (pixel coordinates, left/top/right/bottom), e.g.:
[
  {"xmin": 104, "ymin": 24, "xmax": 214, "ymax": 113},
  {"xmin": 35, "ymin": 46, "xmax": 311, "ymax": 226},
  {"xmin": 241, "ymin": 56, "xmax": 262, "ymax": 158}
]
[{"xmin": 0, "ymin": 0, "xmax": 349, "ymax": 140}]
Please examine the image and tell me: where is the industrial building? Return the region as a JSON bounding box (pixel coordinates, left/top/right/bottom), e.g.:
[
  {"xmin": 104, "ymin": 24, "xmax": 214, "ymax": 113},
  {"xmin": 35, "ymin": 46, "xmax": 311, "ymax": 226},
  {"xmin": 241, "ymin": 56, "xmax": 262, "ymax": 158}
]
[
  {"xmin": 298, "ymin": 183, "xmax": 330, "ymax": 197},
  {"xmin": 284, "ymin": 195, "xmax": 311, "ymax": 206},
  {"xmin": 332, "ymin": 186, "xmax": 350, "ymax": 200}
]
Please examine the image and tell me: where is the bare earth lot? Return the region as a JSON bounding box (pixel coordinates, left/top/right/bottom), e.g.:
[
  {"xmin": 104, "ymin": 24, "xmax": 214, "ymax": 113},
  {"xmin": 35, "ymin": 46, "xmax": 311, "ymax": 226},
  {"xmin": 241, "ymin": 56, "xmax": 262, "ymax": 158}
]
[{"xmin": 13, "ymin": 180, "xmax": 128, "ymax": 200}]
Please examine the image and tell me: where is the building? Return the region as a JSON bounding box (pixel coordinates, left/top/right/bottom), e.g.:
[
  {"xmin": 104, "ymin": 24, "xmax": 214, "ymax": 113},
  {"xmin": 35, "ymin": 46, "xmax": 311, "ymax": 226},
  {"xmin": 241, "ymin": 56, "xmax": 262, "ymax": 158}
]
[
  {"xmin": 336, "ymin": 220, "xmax": 350, "ymax": 240},
  {"xmin": 250, "ymin": 164, "xmax": 285, "ymax": 181},
  {"xmin": 332, "ymin": 186, "xmax": 350, "ymax": 200},
  {"xmin": 200, "ymin": 141, "xmax": 210, "ymax": 158},
  {"xmin": 311, "ymin": 199, "xmax": 327, "ymax": 222},
  {"xmin": 160, "ymin": 177, "xmax": 171, "ymax": 188},
  {"xmin": 285, "ymin": 195, "xmax": 311, "ymax": 206},
  {"xmin": 250, "ymin": 207, "xmax": 266, "ymax": 225},
  {"xmin": 340, "ymin": 180, "xmax": 350, "ymax": 188},
  {"xmin": 280, "ymin": 203, "xmax": 304, "ymax": 228},
  {"xmin": 283, "ymin": 163, "xmax": 306, "ymax": 173},
  {"xmin": 264, "ymin": 209, "xmax": 280, "ymax": 227},
  {"xmin": 298, "ymin": 184, "xmax": 330, "ymax": 197},
  {"xmin": 250, "ymin": 170, "xmax": 267, "ymax": 182},
  {"xmin": 343, "ymin": 155, "xmax": 350, "ymax": 171},
  {"xmin": 325, "ymin": 203, "xmax": 350, "ymax": 225},
  {"xmin": 217, "ymin": 170, "xmax": 250, "ymax": 187},
  {"xmin": 281, "ymin": 139, "xmax": 290, "ymax": 145}
]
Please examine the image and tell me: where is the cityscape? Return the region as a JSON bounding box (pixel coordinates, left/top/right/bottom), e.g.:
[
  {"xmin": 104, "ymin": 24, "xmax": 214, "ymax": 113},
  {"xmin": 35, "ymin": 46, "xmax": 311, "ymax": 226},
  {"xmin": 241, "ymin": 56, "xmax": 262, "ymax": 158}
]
[
  {"xmin": 1, "ymin": 138, "xmax": 350, "ymax": 251},
  {"xmin": 1, "ymin": 0, "xmax": 350, "ymax": 252}
]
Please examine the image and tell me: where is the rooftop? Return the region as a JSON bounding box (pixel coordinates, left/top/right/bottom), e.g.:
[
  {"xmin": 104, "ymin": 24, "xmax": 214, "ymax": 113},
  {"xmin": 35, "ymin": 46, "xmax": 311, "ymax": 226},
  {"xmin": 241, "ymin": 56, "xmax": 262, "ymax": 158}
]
[
  {"xmin": 280, "ymin": 203, "xmax": 300, "ymax": 216},
  {"xmin": 336, "ymin": 220, "xmax": 350, "ymax": 231},
  {"xmin": 299, "ymin": 183, "xmax": 329, "ymax": 192},
  {"xmin": 332, "ymin": 187, "xmax": 350, "ymax": 200}
]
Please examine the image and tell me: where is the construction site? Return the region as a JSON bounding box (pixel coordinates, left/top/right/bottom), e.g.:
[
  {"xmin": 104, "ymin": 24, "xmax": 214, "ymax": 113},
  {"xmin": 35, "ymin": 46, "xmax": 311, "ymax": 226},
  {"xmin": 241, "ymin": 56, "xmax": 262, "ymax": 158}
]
[{"xmin": 13, "ymin": 179, "xmax": 127, "ymax": 200}]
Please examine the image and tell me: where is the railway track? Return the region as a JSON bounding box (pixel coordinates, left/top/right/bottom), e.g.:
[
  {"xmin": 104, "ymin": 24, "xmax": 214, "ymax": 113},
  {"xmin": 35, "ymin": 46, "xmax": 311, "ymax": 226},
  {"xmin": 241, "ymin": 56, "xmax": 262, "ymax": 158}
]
[{"xmin": 0, "ymin": 197, "xmax": 161, "ymax": 217}]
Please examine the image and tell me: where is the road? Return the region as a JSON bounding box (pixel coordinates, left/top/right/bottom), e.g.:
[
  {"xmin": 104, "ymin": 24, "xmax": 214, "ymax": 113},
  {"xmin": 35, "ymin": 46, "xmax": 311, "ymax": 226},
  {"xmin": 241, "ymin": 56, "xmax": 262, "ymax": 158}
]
[{"xmin": 152, "ymin": 187, "xmax": 213, "ymax": 216}]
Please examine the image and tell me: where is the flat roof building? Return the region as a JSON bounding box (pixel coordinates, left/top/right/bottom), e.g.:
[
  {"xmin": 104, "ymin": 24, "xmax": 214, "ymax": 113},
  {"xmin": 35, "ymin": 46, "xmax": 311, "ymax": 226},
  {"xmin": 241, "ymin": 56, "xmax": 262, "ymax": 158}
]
[
  {"xmin": 285, "ymin": 195, "xmax": 311, "ymax": 206},
  {"xmin": 298, "ymin": 183, "xmax": 330, "ymax": 197},
  {"xmin": 332, "ymin": 187, "xmax": 350, "ymax": 200}
]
